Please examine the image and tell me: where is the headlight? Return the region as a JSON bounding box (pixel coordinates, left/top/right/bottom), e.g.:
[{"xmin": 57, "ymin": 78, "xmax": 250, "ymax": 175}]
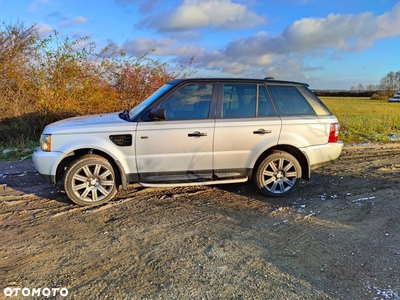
[{"xmin": 40, "ymin": 134, "xmax": 52, "ymax": 152}]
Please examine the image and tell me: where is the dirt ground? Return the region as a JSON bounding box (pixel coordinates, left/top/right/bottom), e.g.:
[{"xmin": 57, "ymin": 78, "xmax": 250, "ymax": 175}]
[{"xmin": 1, "ymin": 143, "xmax": 399, "ymax": 300}]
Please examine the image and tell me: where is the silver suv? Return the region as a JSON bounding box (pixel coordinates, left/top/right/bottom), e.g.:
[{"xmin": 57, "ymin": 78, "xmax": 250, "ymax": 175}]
[{"xmin": 33, "ymin": 78, "xmax": 343, "ymax": 206}]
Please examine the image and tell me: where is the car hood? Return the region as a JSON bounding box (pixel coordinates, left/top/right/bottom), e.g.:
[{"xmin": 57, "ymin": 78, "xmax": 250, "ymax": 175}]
[{"xmin": 43, "ymin": 112, "xmax": 133, "ymax": 135}]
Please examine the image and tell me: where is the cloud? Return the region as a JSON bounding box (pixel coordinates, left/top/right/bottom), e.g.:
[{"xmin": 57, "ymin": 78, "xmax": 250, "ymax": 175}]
[
  {"xmin": 59, "ymin": 16, "xmax": 88, "ymax": 28},
  {"xmin": 137, "ymin": 0, "xmax": 265, "ymax": 31},
  {"xmin": 226, "ymin": 2, "xmax": 400, "ymax": 60},
  {"xmin": 36, "ymin": 23, "xmax": 53, "ymax": 37},
  {"xmin": 375, "ymin": 2, "xmax": 400, "ymax": 38},
  {"xmin": 263, "ymin": 57, "xmax": 322, "ymax": 79},
  {"xmin": 114, "ymin": 0, "xmax": 161, "ymax": 14},
  {"xmin": 122, "ymin": 38, "xmax": 205, "ymax": 59},
  {"xmin": 211, "ymin": 2, "xmax": 400, "ymax": 78},
  {"xmin": 123, "ymin": 2, "xmax": 400, "ymax": 82},
  {"xmin": 208, "ymin": 60, "xmax": 251, "ymax": 74},
  {"xmin": 123, "ymin": 37, "xmax": 180, "ymax": 55}
]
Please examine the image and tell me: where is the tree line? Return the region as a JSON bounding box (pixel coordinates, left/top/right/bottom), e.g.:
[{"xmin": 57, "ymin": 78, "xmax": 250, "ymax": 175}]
[{"xmin": 347, "ymin": 71, "xmax": 400, "ymax": 98}]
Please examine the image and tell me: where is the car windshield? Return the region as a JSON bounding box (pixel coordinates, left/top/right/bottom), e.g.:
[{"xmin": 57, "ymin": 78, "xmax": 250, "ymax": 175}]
[{"xmin": 128, "ymin": 83, "xmax": 174, "ymax": 119}]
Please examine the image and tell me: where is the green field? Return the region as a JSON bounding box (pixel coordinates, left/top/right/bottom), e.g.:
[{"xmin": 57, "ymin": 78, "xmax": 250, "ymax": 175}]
[{"xmin": 320, "ymin": 97, "xmax": 400, "ymax": 143}]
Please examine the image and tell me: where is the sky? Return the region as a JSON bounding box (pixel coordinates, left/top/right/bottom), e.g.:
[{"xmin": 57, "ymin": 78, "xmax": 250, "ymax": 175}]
[{"xmin": 1, "ymin": 0, "xmax": 400, "ymax": 89}]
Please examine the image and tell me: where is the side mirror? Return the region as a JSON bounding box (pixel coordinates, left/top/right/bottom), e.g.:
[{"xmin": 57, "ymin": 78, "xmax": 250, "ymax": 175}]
[{"xmin": 149, "ymin": 108, "xmax": 166, "ymax": 120}]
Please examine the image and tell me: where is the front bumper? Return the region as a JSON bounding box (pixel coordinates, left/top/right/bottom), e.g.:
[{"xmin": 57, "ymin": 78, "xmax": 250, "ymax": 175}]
[{"xmin": 32, "ymin": 147, "xmax": 65, "ymax": 184}]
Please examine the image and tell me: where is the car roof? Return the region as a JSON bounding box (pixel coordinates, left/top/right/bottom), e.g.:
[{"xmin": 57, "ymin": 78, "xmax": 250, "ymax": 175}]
[{"xmin": 168, "ymin": 77, "xmax": 309, "ymax": 87}]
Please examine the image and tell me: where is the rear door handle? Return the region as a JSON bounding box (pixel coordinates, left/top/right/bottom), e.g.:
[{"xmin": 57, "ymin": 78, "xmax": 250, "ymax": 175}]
[
  {"xmin": 253, "ymin": 129, "xmax": 272, "ymax": 135},
  {"xmin": 188, "ymin": 131, "xmax": 207, "ymax": 137}
]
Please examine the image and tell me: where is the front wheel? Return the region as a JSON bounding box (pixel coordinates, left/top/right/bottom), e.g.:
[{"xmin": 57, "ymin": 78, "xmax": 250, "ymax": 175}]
[
  {"xmin": 64, "ymin": 154, "xmax": 118, "ymax": 206},
  {"xmin": 255, "ymin": 151, "xmax": 302, "ymax": 197}
]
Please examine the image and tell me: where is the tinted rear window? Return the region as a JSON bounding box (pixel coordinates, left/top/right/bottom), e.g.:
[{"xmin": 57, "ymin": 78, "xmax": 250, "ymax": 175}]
[{"xmin": 268, "ymin": 85, "xmax": 316, "ymax": 116}]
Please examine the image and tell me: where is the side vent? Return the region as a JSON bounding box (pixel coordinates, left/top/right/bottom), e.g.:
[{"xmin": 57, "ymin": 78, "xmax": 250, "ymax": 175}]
[{"xmin": 109, "ymin": 134, "xmax": 132, "ymax": 146}]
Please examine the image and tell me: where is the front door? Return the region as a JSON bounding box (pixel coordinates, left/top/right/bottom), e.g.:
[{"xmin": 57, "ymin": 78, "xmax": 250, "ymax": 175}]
[{"xmin": 135, "ymin": 83, "xmax": 215, "ymax": 183}]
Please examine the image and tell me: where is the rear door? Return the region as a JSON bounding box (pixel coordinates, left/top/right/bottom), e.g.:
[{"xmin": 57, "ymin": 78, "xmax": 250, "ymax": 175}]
[{"xmin": 213, "ymin": 83, "xmax": 281, "ymax": 179}]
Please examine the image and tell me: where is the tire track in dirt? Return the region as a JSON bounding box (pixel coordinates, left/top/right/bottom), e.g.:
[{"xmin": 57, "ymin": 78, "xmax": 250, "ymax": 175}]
[{"xmin": 1, "ymin": 144, "xmax": 400, "ymax": 299}]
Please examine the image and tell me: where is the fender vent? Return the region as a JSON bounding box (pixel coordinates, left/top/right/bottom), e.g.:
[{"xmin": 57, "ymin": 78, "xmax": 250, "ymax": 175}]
[{"xmin": 109, "ymin": 134, "xmax": 132, "ymax": 146}]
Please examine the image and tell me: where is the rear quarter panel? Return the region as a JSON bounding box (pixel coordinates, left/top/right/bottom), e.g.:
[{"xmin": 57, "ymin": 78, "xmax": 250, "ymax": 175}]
[
  {"xmin": 278, "ymin": 115, "xmax": 337, "ymax": 147},
  {"xmin": 278, "ymin": 115, "xmax": 342, "ymax": 168}
]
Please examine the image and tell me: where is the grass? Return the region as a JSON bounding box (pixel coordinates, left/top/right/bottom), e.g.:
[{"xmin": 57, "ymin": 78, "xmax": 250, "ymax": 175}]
[
  {"xmin": 1, "ymin": 97, "xmax": 399, "ymax": 161},
  {"xmin": 0, "ymin": 141, "xmax": 38, "ymax": 161},
  {"xmin": 320, "ymin": 97, "xmax": 400, "ymax": 144}
]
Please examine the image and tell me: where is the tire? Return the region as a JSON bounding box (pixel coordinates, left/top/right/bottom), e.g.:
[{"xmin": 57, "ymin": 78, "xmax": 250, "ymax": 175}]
[
  {"xmin": 255, "ymin": 151, "xmax": 302, "ymax": 197},
  {"xmin": 64, "ymin": 154, "xmax": 118, "ymax": 206}
]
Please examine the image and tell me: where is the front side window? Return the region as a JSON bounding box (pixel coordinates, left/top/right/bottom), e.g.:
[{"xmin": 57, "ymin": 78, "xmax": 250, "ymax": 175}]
[
  {"xmin": 160, "ymin": 84, "xmax": 213, "ymax": 120},
  {"xmin": 268, "ymin": 85, "xmax": 316, "ymax": 115}
]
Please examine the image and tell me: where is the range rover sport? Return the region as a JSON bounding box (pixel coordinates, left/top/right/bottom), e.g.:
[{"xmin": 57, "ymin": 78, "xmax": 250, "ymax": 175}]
[{"xmin": 33, "ymin": 78, "xmax": 343, "ymax": 206}]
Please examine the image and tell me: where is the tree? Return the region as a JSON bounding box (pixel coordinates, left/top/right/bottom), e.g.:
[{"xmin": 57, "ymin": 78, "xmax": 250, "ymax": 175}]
[
  {"xmin": 366, "ymin": 84, "xmax": 375, "ymax": 91},
  {"xmin": 0, "ymin": 21, "xmax": 41, "ymax": 115},
  {"xmin": 0, "ymin": 20, "xmax": 39, "ymax": 77},
  {"xmin": 380, "ymin": 71, "xmax": 400, "ymax": 96}
]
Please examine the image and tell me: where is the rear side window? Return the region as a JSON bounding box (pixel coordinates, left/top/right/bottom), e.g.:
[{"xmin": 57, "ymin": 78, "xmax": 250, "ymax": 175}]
[
  {"xmin": 268, "ymin": 86, "xmax": 316, "ymax": 115},
  {"xmin": 223, "ymin": 84, "xmax": 256, "ymax": 118},
  {"xmin": 297, "ymin": 85, "xmax": 332, "ymax": 116},
  {"xmin": 258, "ymin": 85, "xmax": 277, "ymax": 117},
  {"xmin": 222, "ymin": 84, "xmax": 277, "ymax": 118}
]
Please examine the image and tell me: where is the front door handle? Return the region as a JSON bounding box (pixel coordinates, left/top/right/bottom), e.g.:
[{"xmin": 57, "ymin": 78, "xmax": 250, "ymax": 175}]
[
  {"xmin": 253, "ymin": 129, "xmax": 272, "ymax": 135},
  {"xmin": 188, "ymin": 131, "xmax": 207, "ymax": 137}
]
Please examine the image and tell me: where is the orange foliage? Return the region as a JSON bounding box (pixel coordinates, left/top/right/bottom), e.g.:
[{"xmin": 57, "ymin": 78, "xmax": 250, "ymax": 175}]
[{"xmin": 0, "ymin": 21, "xmax": 194, "ymax": 143}]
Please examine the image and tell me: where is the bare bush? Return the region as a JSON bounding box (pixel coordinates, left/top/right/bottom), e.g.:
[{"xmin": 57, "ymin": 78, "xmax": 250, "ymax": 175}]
[{"xmin": 370, "ymin": 93, "xmax": 388, "ymax": 100}]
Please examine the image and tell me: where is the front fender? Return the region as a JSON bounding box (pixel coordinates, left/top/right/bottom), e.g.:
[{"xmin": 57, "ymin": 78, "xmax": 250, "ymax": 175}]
[{"xmin": 51, "ymin": 133, "xmax": 138, "ymax": 179}]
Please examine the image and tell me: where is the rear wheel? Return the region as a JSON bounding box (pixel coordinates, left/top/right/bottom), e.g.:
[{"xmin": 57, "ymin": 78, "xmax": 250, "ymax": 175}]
[
  {"xmin": 255, "ymin": 151, "xmax": 301, "ymax": 197},
  {"xmin": 64, "ymin": 154, "xmax": 118, "ymax": 206}
]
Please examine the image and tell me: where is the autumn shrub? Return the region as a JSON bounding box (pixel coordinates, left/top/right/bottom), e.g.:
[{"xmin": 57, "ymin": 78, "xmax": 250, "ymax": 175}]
[
  {"xmin": 0, "ymin": 21, "xmax": 42, "ymax": 144},
  {"xmin": 0, "ymin": 21, "xmax": 193, "ymax": 145},
  {"xmin": 113, "ymin": 57, "xmax": 178, "ymax": 109},
  {"xmin": 370, "ymin": 93, "xmax": 388, "ymax": 100},
  {"xmin": 32, "ymin": 35, "xmax": 120, "ymax": 118}
]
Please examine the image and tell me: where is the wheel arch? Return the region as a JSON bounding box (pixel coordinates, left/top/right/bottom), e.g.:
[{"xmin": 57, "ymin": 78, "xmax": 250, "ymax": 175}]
[
  {"xmin": 55, "ymin": 148, "xmax": 125, "ymax": 187},
  {"xmin": 252, "ymin": 144, "xmax": 310, "ymax": 181}
]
